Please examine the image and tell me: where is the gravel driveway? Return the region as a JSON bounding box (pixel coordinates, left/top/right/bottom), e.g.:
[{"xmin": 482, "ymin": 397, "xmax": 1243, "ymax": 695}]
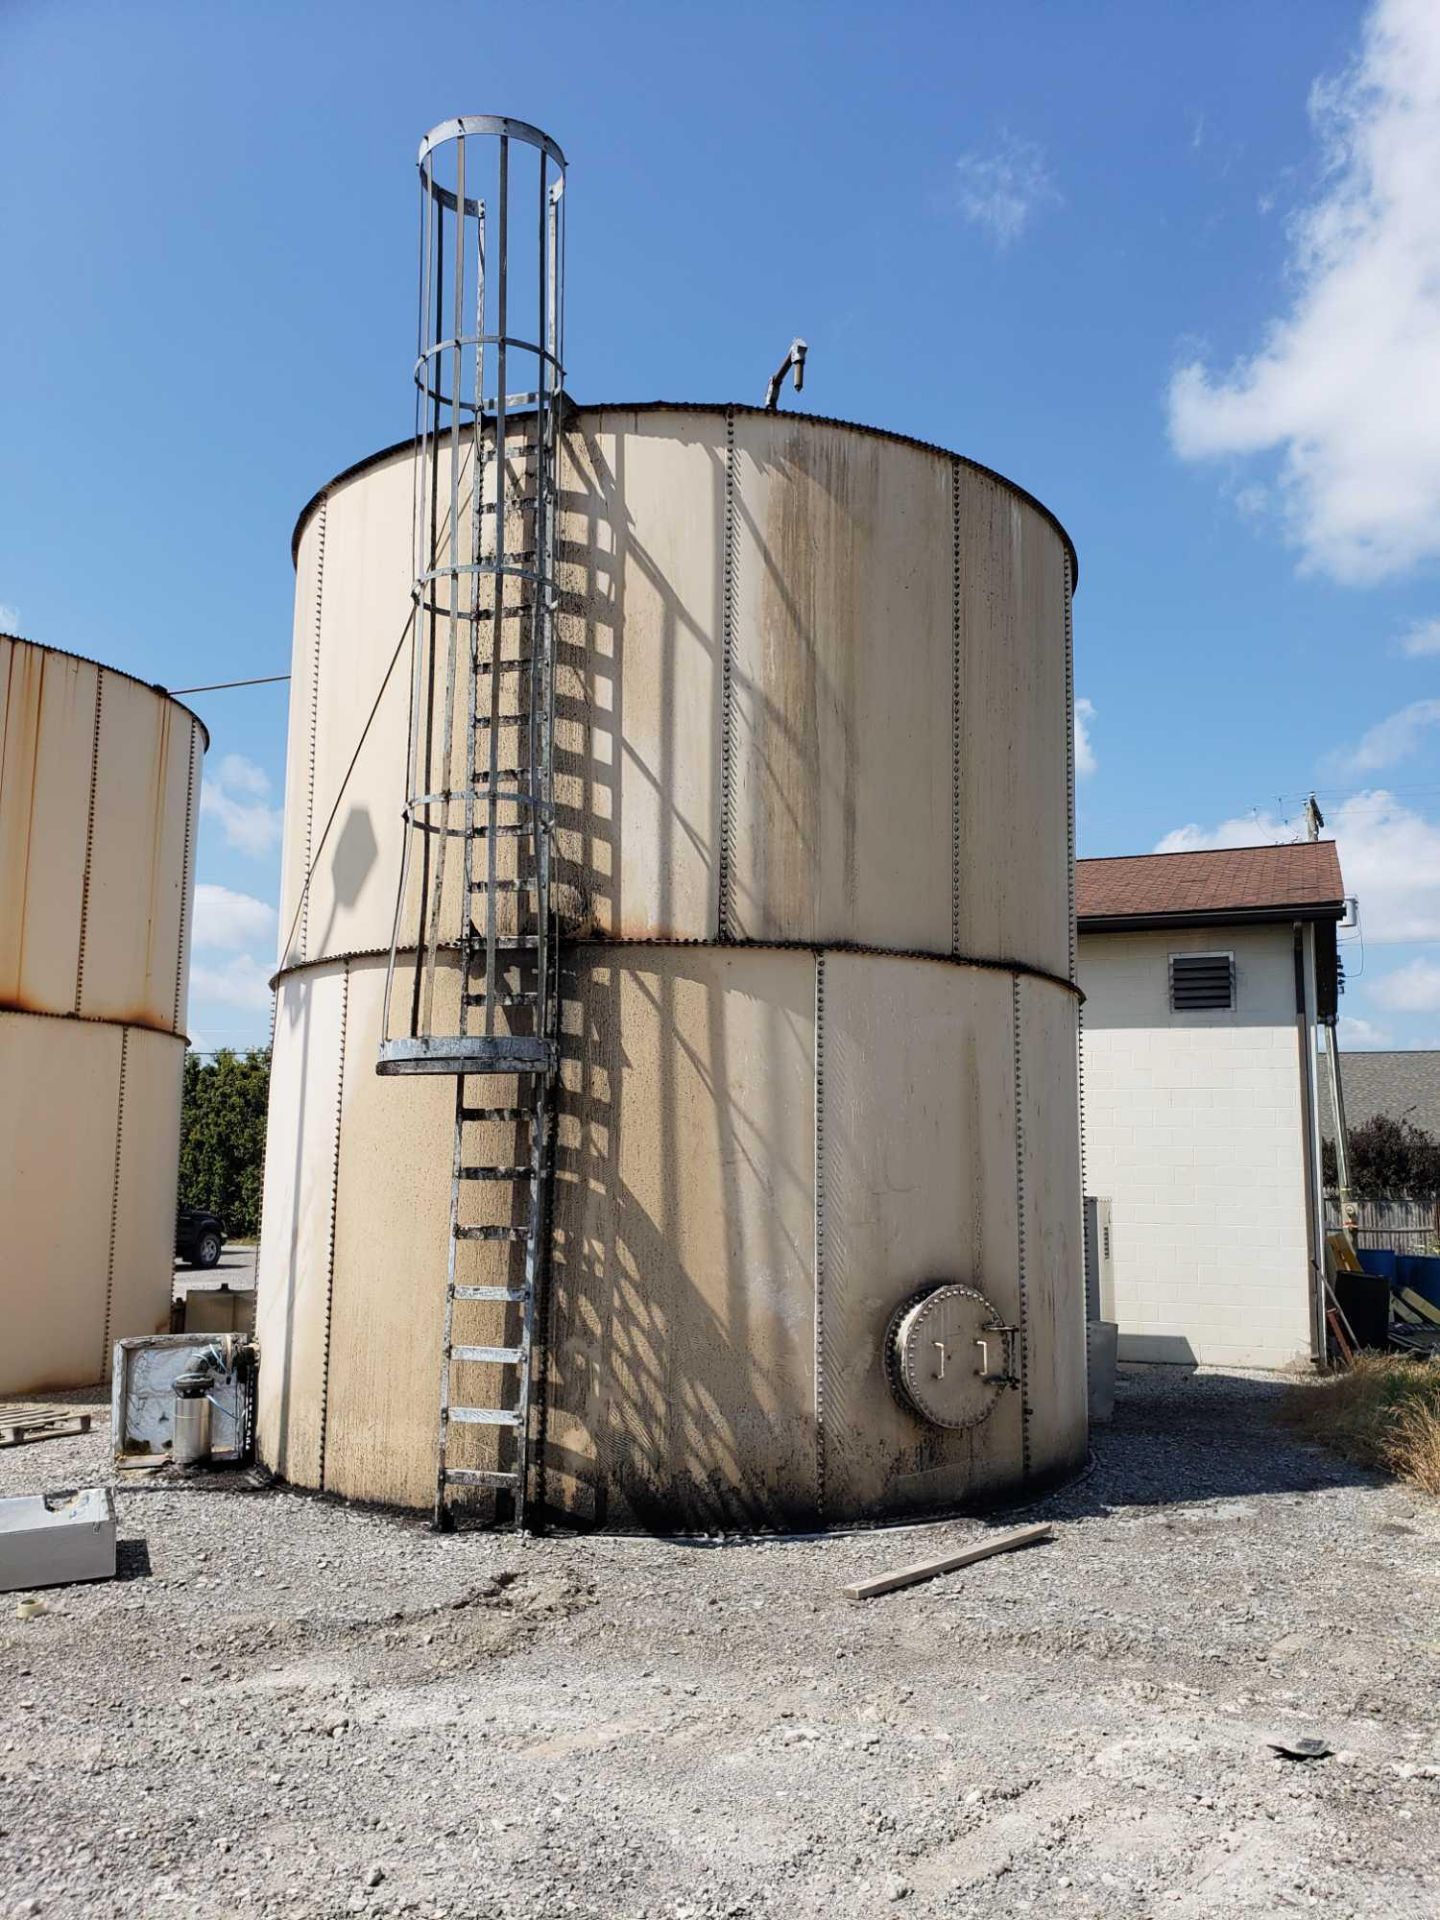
[{"xmin": 2, "ymin": 1366, "xmax": 1437, "ymax": 1918}]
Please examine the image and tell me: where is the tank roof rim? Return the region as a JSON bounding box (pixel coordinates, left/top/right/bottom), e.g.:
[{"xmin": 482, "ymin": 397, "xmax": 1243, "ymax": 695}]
[
  {"xmin": 287, "ymin": 401, "xmax": 1079, "ymax": 587},
  {"xmin": 0, "ymin": 631, "xmax": 211, "ymax": 751}
]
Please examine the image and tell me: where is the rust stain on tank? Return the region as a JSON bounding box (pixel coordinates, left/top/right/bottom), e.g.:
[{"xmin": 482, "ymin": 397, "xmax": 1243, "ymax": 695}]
[{"xmin": 745, "ymin": 422, "xmax": 866, "ymax": 942}]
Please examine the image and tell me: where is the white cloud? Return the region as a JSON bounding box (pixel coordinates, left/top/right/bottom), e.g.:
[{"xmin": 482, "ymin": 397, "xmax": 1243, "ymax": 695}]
[
  {"xmin": 189, "ymin": 953, "xmax": 273, "ymax": 1011},
  {"xmin": 1156, "ymin": 789, "xmax": 1440, "ymax": 943},
  {"xmin": 1399, "ymin": 616, "xmax": 1440, "ymax": 655},
  {"xmin": 193, "ymin": 882, "xmax": 276, "ymax": 951},
  {"xmin": 0, "ymin": 602, "xmax": 20, "ymax": 634},
  {"xmin": 1168, "ymin": 0, "xmax": 1440, "ymax": 582},
  {"xmin": 200, "ymin": 753, "xmax": 282, "ymax": 857},
  {"xmin": 1341, "ymin": 697, "xmax": 1440, "ymax": 771},
  {"xmin": 1074, "ymin": 697, "xmax": 1097, "ymax": 777},
  {"xmin": 951, "ymin": 135, "xmax": 1058, "ymax": 246},
  {"xmin": 1337, "ymin": 1013, "xmax": 1394, "ymax": 1048},
  {"xmin": 1372, "ymin": 956, "xmax": 1440, "ymax": 1011}
]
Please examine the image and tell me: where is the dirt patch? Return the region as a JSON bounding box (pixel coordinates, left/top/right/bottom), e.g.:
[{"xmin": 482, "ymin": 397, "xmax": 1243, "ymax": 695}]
[{"xmin": 2, "ymin": 1366, "xmax": 1438, "ymax": 1918}]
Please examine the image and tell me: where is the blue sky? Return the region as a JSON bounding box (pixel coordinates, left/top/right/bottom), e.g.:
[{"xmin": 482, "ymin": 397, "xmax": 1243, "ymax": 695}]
[{"xmin": 4, "ymin": 0, "xmax": 1440, "ymax": 1053}]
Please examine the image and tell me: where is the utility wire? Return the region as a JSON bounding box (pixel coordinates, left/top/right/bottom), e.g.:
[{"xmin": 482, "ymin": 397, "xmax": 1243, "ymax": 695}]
[{"xmin": 171, "ymin": 674, "xmax": 291, "ymax": 694}]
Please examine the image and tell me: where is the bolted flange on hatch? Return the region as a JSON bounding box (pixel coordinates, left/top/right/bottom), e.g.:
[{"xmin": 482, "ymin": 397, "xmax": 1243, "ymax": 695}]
[{"xmin": 884, "ymin": 1283, "xmax": 1019, "ymax": 1431}]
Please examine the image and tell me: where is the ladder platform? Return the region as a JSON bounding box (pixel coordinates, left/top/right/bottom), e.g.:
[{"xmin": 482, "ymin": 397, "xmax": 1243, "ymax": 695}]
[
  {"xmin": 377, "ymin": 1035, "xmax": 555, "ymax": 1076},
  {"xmin": 447, "ymin": 1406, "xmax": 522, "ymax": 1427},
  {"xmin": 451, "ymin": 1344, "xmax": 523, "ymax": 1365},
  {"xmin": 454, "ymin": 1284, "xmax": 528, "ymax": 1302}
]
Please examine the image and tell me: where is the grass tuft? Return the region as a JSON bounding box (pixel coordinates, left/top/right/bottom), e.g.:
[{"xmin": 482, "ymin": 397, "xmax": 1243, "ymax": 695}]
[{"xmin": 1280, "ymin": 1353, "xmax": 1440, "ymax": 1495}]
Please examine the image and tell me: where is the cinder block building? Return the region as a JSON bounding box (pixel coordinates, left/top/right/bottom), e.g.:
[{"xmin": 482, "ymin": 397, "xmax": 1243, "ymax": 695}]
[{"xmin": 1077, "ymin": 842, "xmax": 1345, "ymax": 1370}]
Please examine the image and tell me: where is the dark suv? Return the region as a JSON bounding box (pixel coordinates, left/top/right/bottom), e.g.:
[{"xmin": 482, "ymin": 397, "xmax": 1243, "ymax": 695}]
[{"xmin": 176, "ymin": 1206, "xmax": 225, "ymax": 1269}]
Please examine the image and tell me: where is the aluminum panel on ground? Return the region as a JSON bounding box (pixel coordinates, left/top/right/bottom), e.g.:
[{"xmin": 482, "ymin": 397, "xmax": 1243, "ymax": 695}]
[
  {"xmin": 728, "ymin": 416, "xmax": 953, "ymax": 952},
  {"xmin": 816, "ymin": 954, "xmax": 1025, "ymax": 1521},
  {"xmin": 254, "ymin": 966, "xmax": 348, "ymax": 1488}
]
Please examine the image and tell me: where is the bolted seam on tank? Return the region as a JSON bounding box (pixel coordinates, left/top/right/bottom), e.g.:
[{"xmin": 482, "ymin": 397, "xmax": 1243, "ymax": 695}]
[
  {"xmin": 316, "ymin": 956, "xmax": 348, "ymax": 1492},
  {"xmin": 267, "ymin": 937, "xmax": 1085, "ymax": 1001},
  {"xmin": 300, "ymin": 498, "xmax": 328, "ymax": 962},
  {"xmin": 100, "ymin": 1026, "xmax": 129, "ymax": 1378},
  {"xmin": 173, "ymin": 720, "xmax": 200, "ymax": 1033},
  {"xmin": 717, "ymin": 406, "xmax": 739, "ymax": 942},
  {"xmin": 1012, "ymin": 974, "xmax": 1031, "ymax": 1482},
  {"xmin": 813, "ymin": 951, "xmax": 827, "ymax": 1523},
  {"xmin": 74, "ymin": 669, "xmax": 104, "ymax": 1016}
]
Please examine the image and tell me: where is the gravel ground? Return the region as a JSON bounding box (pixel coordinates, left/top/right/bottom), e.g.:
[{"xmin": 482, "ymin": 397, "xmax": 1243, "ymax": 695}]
[{"xmin": 2, "ymin": 1366, "xmax": 1438, "ymax": 1919}]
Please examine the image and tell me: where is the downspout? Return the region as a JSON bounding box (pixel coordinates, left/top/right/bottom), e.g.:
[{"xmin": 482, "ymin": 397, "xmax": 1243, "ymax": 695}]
[
  {"xmin": 1294, "ymin": 921, "xmax": 1326, "ymax": 1364},
  {"xmin": 1326, "ymin": 1014, "xmax": 1353, "ymax": 1213}
]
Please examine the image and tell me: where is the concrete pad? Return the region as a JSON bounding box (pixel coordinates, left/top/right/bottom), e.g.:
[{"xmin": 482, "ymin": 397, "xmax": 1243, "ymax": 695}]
[{"xmin": 0, "ymin": 1486, "xmax": 116, "ymax": 1592}]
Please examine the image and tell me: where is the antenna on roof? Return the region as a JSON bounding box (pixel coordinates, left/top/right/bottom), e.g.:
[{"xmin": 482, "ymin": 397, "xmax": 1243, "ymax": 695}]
[{"xmin": 1303, "ymin": 794, "xmax": 1324, "ymax": 841}]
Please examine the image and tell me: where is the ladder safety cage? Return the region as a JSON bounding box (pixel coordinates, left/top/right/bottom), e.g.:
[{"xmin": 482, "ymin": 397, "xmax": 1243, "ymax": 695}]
[{"xmin": 378, "ymin": 117, "xmax": 567, "ymax": 1533}]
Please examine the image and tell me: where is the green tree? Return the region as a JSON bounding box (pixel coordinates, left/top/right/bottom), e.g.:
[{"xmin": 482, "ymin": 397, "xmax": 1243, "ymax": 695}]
[
  {"xmin": 1324, "ymin": 1113, "xmax": 1440, "ymax": 1200},
  {"xmin": 179, "ymin": 1047, "xmax": 270, "ymax": 1238}
]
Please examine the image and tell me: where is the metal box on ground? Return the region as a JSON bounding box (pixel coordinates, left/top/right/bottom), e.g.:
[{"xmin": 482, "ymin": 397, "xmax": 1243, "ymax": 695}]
[{"xmin": 0, "ymin": 1487, "xmax": 116, "ymax": 1592}]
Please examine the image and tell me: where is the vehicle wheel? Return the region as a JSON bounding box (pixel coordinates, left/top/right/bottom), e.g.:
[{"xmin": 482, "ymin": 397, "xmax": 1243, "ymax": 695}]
[{"xmin": 195, "ymin": 1231, "xmax": 222, "ymax": 1269}]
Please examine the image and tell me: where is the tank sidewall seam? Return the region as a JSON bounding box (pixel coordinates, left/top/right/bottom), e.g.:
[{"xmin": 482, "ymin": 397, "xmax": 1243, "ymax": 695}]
[
  {"xmin": 317, "ymin": 956, "xmax": 348, "ymax": 1491},
  {"xmin": 101, "ymin": 1025, "xmax": 129, "ymax": 1377},
  {"xmin": 951, "ymin": 456, "xmax": 963, "ymax": 957},
  {"xmin": 814, "ymin": 950, "xmax": 827, "ymax": 1524},
  {"xmin": 173, "ymin": 720, "xmax": 200, "ymax": 1032},
  {"xmin": 302, "ymin": 499, "xmax": 327, "ymax": 962},
  {"xmin": 75, "ymin": 669, "xmax": 104, "ymax": 1015},
  {"xmin": 1012, "ymin": 974, "xmax": 1031, "ymax": 1481},
  {"xmin": 718, "ymin": 406, "xmax": 737, "ymax": 942}
]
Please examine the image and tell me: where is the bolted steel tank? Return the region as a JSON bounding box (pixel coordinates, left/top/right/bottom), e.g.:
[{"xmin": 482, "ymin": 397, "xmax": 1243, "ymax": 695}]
[
  {"xmin": 0, "ymin": 634, "xmax": 205, "ymax": 1393},
  {"xmin": 256, "ymin": 402, "xmax": 1086, "ymax": 1527}
]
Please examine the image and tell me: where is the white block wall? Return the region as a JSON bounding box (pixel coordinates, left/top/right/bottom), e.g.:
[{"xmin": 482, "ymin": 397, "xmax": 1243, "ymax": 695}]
[{"xmin": 1079, "ymin": 926, "xmax": 1314, "ymax": 1370}]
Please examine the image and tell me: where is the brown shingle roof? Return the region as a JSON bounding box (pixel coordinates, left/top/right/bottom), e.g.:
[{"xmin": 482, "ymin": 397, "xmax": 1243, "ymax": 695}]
[{"xmin": 1077, "ymin": 841, "xmax": 1345, "ymax": 925}]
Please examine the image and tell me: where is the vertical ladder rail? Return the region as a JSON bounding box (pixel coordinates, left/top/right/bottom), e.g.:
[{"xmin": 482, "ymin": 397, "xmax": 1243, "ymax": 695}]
[{"xmin": 378, "ymin": 117, "xmax": 568, "ymax": 1531}]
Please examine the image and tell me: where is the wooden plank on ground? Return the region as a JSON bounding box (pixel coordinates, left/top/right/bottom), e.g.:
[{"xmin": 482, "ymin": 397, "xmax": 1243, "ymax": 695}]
[
  {"xmin": 844, "ymin": 1522, "xmax": 1053, "ymax": 1601},
  {"xmin": 0, "ymin": 1408, "xmax": 93, "ymax": 1448}
]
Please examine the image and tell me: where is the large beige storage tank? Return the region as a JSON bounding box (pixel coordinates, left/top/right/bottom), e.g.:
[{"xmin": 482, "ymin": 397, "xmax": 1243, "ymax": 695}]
[
  {"xmin": 0, "ymin": 634, "xmax": 205, "ymax": 1393},
  {"xmin": 257, "ymin": 404, "xmax": 1085, "ymax": 1528}
]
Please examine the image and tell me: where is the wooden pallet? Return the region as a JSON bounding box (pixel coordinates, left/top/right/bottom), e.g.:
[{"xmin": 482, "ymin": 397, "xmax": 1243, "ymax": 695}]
[{"xmin": 0, "ymin": 1405, "xmax": 93, "ymax": 1448}]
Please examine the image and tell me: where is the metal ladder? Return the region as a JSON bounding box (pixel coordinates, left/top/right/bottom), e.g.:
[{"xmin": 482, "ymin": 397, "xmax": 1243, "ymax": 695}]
[{"xmin": 378, "ymin": 117, "xmax": 567, "ymax": 1530}]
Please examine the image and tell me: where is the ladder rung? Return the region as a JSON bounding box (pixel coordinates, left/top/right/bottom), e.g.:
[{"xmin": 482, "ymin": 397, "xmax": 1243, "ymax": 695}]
[
  {"xmin": 457, "ymin": 1165, "xmax": 534, "ymax": 1181},
  {"xmin": 468, "ymin": 876, "xmax": 536, "ymax": 891},
  {"xmin": 462, "ymin": 989, "xmax": 538, "ymax": 1007},
  {"xmin": 476, "ymin": 657, "xmax": 532, "ymax": 673},
  {"xmin": 444, "ymin": 1468, "xmax": 519, "ymax": 1488},
  {"xmin": 474, "ymin": 713, "xmax": 527, "ymax": 727},
  {"xmin": 450, "ymin": 1344, "xmax": 523, "ymax": 1365},
  {"xmin": 460, "ymin": 1107, "xmax": 533, "ymax": 1123},
  {"xmin": 473, "ymin": 822, "xmax": 528, "ymax": 838},
  {"xmin": 447, "ymin": 1406, "xmax": 522, "ymax": 1427},
  {"xmin": 455, "ymin": 1224, "xmax": 529, "ymax": 1243},
  {"xmin": 453, "ymin": 1284, "xmax": 528, "ymax": 1302},
  {"xmin": 466, "ymin": 932, "xmax": 541, "ymax": 948}
]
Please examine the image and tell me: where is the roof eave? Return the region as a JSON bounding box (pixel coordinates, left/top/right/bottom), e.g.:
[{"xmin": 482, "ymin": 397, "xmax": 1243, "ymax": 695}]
[{"xmin": 1079, "ymin": 903, "xmax": 1346, "ymax": 935}]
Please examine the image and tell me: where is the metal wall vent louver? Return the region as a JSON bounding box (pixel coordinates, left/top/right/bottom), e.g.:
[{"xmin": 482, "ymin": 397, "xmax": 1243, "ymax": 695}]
[{"xmin": 1169, "ymin": 951, "xmax": 1235, "ymax": 1011}]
